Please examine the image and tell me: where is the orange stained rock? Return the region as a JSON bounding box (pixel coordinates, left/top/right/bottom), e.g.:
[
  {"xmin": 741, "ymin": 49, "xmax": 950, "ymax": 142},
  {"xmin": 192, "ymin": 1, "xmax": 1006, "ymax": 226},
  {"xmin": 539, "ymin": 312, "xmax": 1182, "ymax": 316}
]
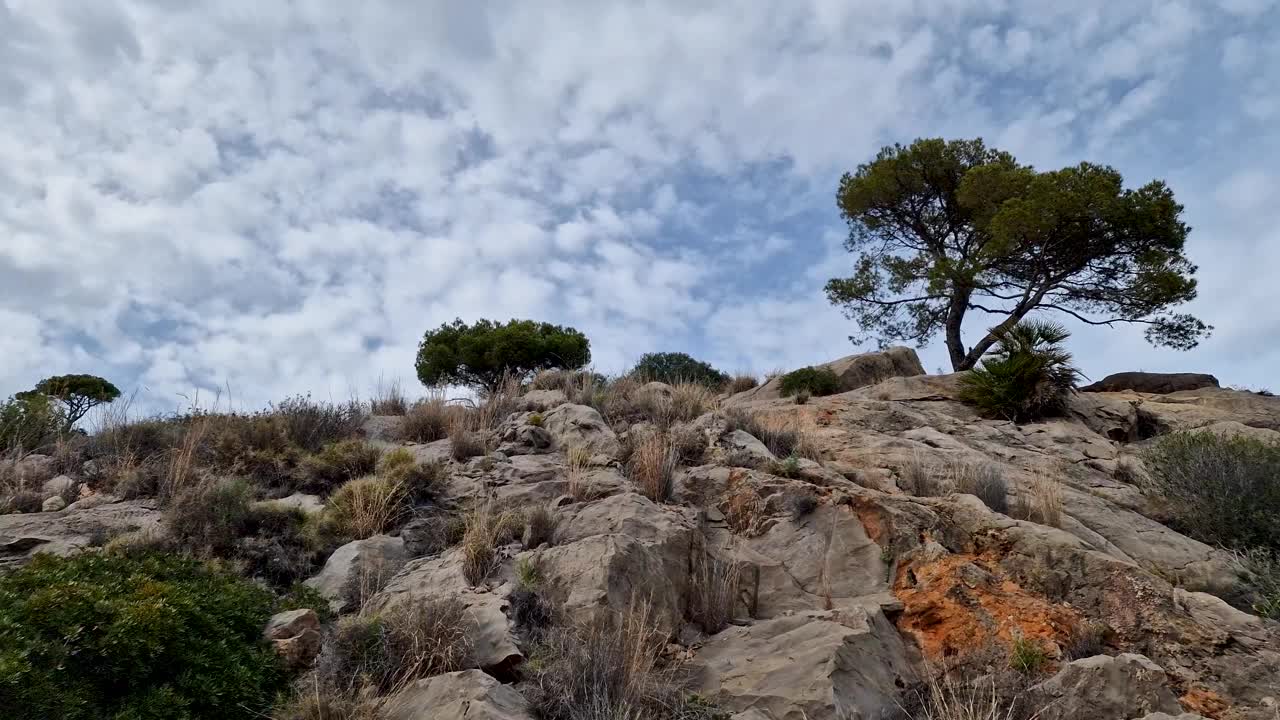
[
  {"xmin": 1179, "ymin": 687, "xmax": 1228, "ymax": 719},
  {"xmin": 892, "ymin": 552, "xmax": 1081, "ymax": 661}
]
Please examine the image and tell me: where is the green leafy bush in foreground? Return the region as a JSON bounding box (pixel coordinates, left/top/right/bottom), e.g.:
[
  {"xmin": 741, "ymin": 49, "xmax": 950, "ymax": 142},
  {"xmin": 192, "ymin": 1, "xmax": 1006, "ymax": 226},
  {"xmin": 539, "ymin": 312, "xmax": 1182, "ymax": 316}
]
[
  {"xmin": 0, "ymin": 552, "xmax": 286, "ymax": 720},
  {"xmin": 958, "ymin": 319, "xmax": 1080, "ymax": 423}
]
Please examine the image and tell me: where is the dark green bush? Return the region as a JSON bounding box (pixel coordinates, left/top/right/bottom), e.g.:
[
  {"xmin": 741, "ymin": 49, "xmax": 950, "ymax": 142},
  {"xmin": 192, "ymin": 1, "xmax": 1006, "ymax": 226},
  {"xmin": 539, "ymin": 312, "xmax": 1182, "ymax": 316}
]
[
  {"xmin": 629, "ymin": 352, "xmax": 729, "ymax": 389},
  {"xmin": 1146, "ymin": 431, "xmax": 1280, "ymax": 551},
  {"xmin": 958, "ymin": 320, "xmax": 1080, "ymax": 423},
  {"xmin": 0, "ymin": 552, "xmax": 286, "ymax": 720},
  {"xmin": 165, "ymin": 478, "xmax": 255, "ymax": 556},
  {"xmin": 777, "ymin": 367, "xmax": 841, "ymax": 398},
  {"xmin": 416, "ymin": 318, "xmax": 591, "ymax": 393}
]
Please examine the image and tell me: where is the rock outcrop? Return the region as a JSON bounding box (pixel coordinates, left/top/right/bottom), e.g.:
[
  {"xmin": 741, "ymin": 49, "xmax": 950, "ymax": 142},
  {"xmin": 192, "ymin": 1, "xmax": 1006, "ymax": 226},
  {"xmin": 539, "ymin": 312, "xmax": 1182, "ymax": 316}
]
[
  {"xmin": 1080, "ymin": 371, "xmax": 1220, "ymax": 394},
  {"xmin": 733, "ymin": 347, "xmax": 926, "ymax": 402}
]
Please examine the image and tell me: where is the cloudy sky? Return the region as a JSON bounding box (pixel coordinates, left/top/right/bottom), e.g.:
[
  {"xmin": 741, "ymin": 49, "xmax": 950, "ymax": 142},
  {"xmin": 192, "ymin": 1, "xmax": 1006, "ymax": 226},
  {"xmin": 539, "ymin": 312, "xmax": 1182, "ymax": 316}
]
[{"xmin": 2, "ymin": 1, "xmax": 1277, "ymax": 414}]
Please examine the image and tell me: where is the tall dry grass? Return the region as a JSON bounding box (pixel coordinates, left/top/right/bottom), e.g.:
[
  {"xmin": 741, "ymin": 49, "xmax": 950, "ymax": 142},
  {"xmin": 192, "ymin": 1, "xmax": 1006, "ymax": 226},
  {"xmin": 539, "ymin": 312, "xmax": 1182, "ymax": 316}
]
[{"xmin": 627, "ymin": 433, "xmax": 678, "ymax": 503}]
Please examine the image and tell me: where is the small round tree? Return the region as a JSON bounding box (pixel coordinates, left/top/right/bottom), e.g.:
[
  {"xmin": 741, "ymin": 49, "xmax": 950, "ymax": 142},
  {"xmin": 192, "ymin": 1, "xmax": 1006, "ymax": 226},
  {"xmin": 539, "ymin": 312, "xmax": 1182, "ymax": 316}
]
[
  {"xmin": 17, "ymin": 374, "xmax": 121, "ymax": 433},
  {"xmin": 629, "ymin": 352, "xmax": 730, "ymax": 389},
  {"xmin": 416, "ymin": 318, "xmax": 591, "ymax": 393}
]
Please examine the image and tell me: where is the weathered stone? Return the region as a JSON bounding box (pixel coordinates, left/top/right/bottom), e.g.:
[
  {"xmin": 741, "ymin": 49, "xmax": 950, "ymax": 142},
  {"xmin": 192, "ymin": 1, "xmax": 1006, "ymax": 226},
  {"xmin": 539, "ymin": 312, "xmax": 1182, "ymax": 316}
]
[
  {"xmin": 719, "ymin": 429, "xmax": 777, "ymax": 466},
  {"xmin": 252, "ymin": 493, "xmax": 325, "ymax": 516},
  {"xmin": 304, "ymin": 535, "xmax": 407, "ymax": 613},
  {"xmin": 1029, "ymin": 654, "xmax": 1182, "ymax": 720},
  {"xmin": 41, "ymin": 496, "xmax": 67, "ymax": 512},
  {"xmin": 734, "ymin": 347, "xmax": 926, "ymax": 403},
  {"xmin": 264, "ymin": 608, "xmax": 320, "ymax": 640},
  {"xmin": 691, "ymin": 609, "xmax": 914, "ymax": 720},
  {"xmin": 382, "ymin": 670, "xmax": 533, "ymax": 720},
  {"xmin": 540, "ymin": 404, "xmax": 620, "ymax": 457},
  {"xmin": 42, "ymin": 474, "xmax": 77, "ymax": 498},
  {"xmin": 361, "ymin": 414, "xmax": 404, "ymax": 442},
  {"xmin": 518, "ymin": 389, "xmax": 569, "ymax": 412},
  {"xmin": 0, "ymin": 498, "xmax": 160, "ymax": 567},
  {"xmin": 1080, "ymin": 372, "xmax": 1220, "ymax": 394}
]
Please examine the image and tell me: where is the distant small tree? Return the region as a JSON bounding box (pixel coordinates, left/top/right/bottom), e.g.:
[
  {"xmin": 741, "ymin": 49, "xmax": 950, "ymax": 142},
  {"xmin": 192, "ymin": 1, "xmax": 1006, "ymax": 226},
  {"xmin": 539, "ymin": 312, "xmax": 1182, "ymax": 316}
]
[
  {"xmin": 17, "ymin": 374, "xmax": 121, "ymax": 433},
  {"xmin": 629, "ymin": 352, "xmax": 729, "ymax": 389},
  {"xmin": 416, "ymin": 319, "xmax": 591, "ymax": 393},
  {"xmin": 825, "ymin": 138, "xmax": 1210, "ymax": 371}
]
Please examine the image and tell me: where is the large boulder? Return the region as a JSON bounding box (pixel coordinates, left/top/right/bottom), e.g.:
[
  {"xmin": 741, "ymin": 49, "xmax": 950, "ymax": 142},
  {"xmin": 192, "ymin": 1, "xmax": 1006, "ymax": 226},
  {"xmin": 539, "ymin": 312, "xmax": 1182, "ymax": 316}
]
[
  {"xmin": 0, "ymin": 498, "xmax": 161, "ymax": 567},
  {"xmin": 1029, "ymin": 654, "xmax": 1182, "ymax": 720},
  {"xmin": 263, "ymin": 608, "xmax": 322, "ymax": 669},
  {"xmin": 735, "ymin": 348, "xmax": 926, "ymax": 403},
  {"xmin": 366, "ymin": 549, "xmax": 523, "ymax": 674},
  {"xmin": 303, "ymin": 535, "xmax": 407, "ymax": 613},
  {"xmin": 690, "ymin": 609, "xmax": 914, "ymax": 720},
  {"xmin": 540, "ymin": 404, "xmax": 620, "ymax": 457},
  {"xmin": 382, "ymin": 670, "xmax": 534, "ymax": 720},
  {"xmin": 1080, "ymin": 372, "xmax": 1220, "ymax": 394}
]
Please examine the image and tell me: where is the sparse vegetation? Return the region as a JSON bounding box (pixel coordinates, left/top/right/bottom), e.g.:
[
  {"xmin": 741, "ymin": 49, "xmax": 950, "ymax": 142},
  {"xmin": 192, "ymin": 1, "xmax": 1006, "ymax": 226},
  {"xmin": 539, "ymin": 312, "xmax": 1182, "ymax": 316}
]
[
  {"xmin": 461, "ymin": 503, "xmax": 519, "ymax": 585},
  {"xmin": 769, "ymin": 454, "xmax": 802, "ymax": 479},
  {"xmin": 1146, "ymin": 431, "xmax": 1280, "ymax": 551},
  {"xmin": 958, "ymin": 320, "xmax": 1080, "ymax": 423},
  {"xmin": 900, "ymin": 455, "xmax": 940, "ymax": 496},
  {"xmin": 370, "ymin": 377, "xmax": 409, "ymax": 415},
  {"xmin": 1063, "ymin": 621, "xmax": 1109, "ymax": 660},
  {"xmin": 299, "ymin": 439, "xmax": 381, "ymax": 494},
  {"xmin": 400, "ymin": 396, "xmax": 452, "ymax": 442},
  {"xmin": 523, "ymin": 506, "xmax": 557, "ymax": 548},
  {"xmin": 900, "ymin": 672, "xmax": 1033, "ymax": 720},
  {"xmin": 688, "ymin": 549, "xmax": 740, "ymax": 634},
  {"xmin": 1011, "ymin": 473, "xmax": 1063, "ymax": 528},
  {"xmin": 787, "ymin": 490, "xmax": 819, "ymax": 521},
  {"xmin": 326, "ymin": 476, "xmax": 407, "ymax": 540},
  {"xmin": 670, "ymin": 424, "xmax": 707, "ymax": 465},
  {"xmin": 566, "ymin": 445, "xmax": 597, "ymax": 502},
  {"xmin": 777, "ymin": 366, "xmax": 841, "ymax": 398},
  {"xmin": 376, "ymin": 448, "xmax": 445, "ymax": 504},
  {"xmin": 722, "ymin": 408, "xmax": 817, "ymax": 460},
  {"xmin": 0, "ymin": 552, "xmax": 286, "ymax": 720},
  {"xmin": 416, "ymin": 318, "xmax": 591, "ymax": 393},
  {"xmin": 1230, "ymin": 548, "xmax": 1280, "ymax": 619},
  {"xmin": 951, "ymin": 462, "xmax": 1009, "ymax": 515},
  {"xmin": 727, "ymin": 374, "xmax": 759, "ymax": 394},
  {"xmin": 526, "ymin": 600, "xmax": 714, "ymax": 720},
  {"xmin": 1008, "ymin": 635, "xmax": 1049, "ymax": 675},
  {"xmin": 0, "ymin": 392, "xmax": 62, "ymax": 453},
  {"xmin": 628, "ymin": 432, "xmax": 678, "ymax": 503},
  {"xmin": 794, "ymin": 390, "xmax": 811, "ymax": 405},
  {"xmin": 629, "ymin": 351, "xmax": 730, "ymax": 389}
]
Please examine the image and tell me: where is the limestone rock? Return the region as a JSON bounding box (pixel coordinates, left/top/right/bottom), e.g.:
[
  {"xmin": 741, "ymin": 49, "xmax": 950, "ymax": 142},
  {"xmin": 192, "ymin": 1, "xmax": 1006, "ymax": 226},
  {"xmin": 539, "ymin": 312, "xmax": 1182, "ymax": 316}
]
[
  {"xmin": 382, "ymin": 670, "xmax": 533, "ymax": 720},
  {"xmin": 538, "ymin": 533, "xmax": 687, "ymax": 633},
  {"xmin": 1029, "ymin": 654, "xmax": 1182, "ymax": 720},
  {"xmin": 42, "ymin": 474, "xmax": 77, "ymax": 498},
  {"xmin": 691, "ymin": 609, "xmax": 914, "ymax": 720},
  {"xmin": 367, "ymin": 549, "xmax": 523, "ymax": 674},
  {"xmin": 0, "ymin": 498, "xmax": 160, "ymax": 567},
  {"xmin": 361, "ymin": 414, "xmax": 404, "ymax": 442},
  {"xmin": 1135, "ymin": 714, "xmax": 1211, "ymax": 720},
  {"xmin": 540, "ymin": 404, "xmax": 619, "ymax": 457},
  {"xmin": 720, "ymin": 429, "xmax": 777, "ymax": 466},
  {"xmin": 252, "ymin": 492, "xmax": 325, "ymax": 515},
  {"xmin": 735, "ymin": 347, "xmax": 926, "ymax": 403},
  {"xmin": 304, "ymin": 535, "xmax": 407, "ymax": 613},
  {"xmin": 1080, "ymin": 372, "xmax": 1220, "ymax": 394},
  {"xmin": 518, "ymin": 389, "xmax": 569, "ymax": 412},
  {"xmin": 264, "ymin": 608, "xmax": 322, "ymax": 668},
  {"xmin": 41, "ymin": 496, "xmax": 67, "ymax": 512}
]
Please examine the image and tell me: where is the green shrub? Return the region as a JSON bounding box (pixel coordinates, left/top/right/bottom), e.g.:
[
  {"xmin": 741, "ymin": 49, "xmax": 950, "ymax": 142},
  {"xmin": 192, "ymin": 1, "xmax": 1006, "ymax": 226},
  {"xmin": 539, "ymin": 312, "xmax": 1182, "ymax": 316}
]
[
  {"xmin": 777, "ymin": 367, "xmax": 841, "ymax": 398},
  {"xmin": 165, "ymin": 477, "xmax": 256, "ymax": 556},
  {"xmin": 629, "ymin": 352, "xmax": 729, "ymax": 389},
  {"xmin": 377, "ymin": 448, "xmax": 445, "ymax": 503},
  {"xmin": 1231, "ymin": 548, "xmax": 1280, "ymax": 619},
  {"xmin": 207, "ymin": 414, "xmax": 300, "ymax": 488},
  {"xmin": 416, "ymin": 318, "xmax": 591, "ymax": 393},
  {"xmin": 271, "ymin": 395, "xmax": 366, "ymax": 453},
  {"xmin": 1008, "ymin": 635, "xmax": 1050, "ymax": 675},
  {"xmin": 0, "ymin": 552, "xmax": 286, "ymax": 720},
  {"xmin": 299, "ymin": 439, "xmax": 380, "ymax": 494},
  {"xmin": 0, "ymin": 393, "xmax": 63, "ymax": 453},
  {"xmin": 1146, "ymin": 432, "xmax": 1280, "ymax": 550},
  {"xmin": 958, "ymin": 320, "xmax": 1080, "ymax": 423}
]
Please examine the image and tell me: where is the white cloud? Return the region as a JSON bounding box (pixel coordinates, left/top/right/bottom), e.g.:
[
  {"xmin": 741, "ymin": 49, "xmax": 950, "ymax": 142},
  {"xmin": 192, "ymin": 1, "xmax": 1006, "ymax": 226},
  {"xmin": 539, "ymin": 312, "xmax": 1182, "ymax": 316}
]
[{"xmin": 0, "ymin": 0, "xmax": 1277, "ymax": 410}]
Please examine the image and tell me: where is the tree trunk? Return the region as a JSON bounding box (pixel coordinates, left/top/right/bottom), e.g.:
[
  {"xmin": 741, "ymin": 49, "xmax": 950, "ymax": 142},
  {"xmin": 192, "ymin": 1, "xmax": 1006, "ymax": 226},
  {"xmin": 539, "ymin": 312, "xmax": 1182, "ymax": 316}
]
[{"xmin": 945, "ymin": 288, "xmax": 973, "ymax": 371}]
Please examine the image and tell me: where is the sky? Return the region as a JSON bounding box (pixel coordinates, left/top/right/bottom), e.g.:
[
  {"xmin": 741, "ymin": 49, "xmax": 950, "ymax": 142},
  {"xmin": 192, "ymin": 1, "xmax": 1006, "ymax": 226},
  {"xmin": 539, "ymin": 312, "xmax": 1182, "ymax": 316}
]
[{"xmin": 2, "ymin": 0, "xmax": 1278, "ymax": 415}]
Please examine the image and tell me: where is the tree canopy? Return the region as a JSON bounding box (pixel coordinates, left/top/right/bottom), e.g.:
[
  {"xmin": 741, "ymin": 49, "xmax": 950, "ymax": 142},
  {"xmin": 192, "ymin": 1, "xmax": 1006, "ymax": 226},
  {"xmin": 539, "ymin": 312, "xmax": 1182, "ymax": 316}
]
[
  {"xmin": 16, "ymin": 374, "xmax": 121, "ymax": 433},
  {"xmin": 415, "ymin": 318, "xmax": 591, "ymax": 393},
  {"xmin": 824, "ymin": 138, "xmax": 1210, "ymax": 370},
  {"xmin": 629, "ymin": 352, "xmax": 729, "ymax": 389}
]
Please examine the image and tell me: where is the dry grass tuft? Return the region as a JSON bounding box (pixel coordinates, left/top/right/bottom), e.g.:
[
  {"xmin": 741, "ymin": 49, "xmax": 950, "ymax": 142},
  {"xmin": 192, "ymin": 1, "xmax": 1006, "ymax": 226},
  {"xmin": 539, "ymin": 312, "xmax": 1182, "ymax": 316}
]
[
  {"xmin": 369, "ymin": 377, "xmax": 409, "ymax": 416},
  {"xmin": 949, "ymin": 461, "xmax": 1009, "ymax": 514},
  {"xmin": 722, "ymin": 408, "xmax": 819, "ymax": 460},
  {"xmin": 727, "ymin": 375, "xmax": 759, "ymax": 394},
  {"xmin": 523, "ymin": 506, "xmax": 557, "ymax": 549},
  {"xmin": 327, "ymin": 476, "xmax": 408, "ymax": 540},
  {"xmin": 526, "ymin": 599, "xmax": 702, "ymax": 720},
  {"xmin": 400, "ymin": 396, "xmax": 452, "ymax": 443},
  {"xmin": 160, "ymin": 415, "xmax": 211, "ymax": 501},
  {"xmin": 900, "ymin": 454, "xmax": 942, "ymax": 496},
  {"xmin": 461, "ymin": 502, "xmax": 519, "ymax": 585},
  {"xmin": 627, "ymin": 433, "xmax": 678, "ymax": 503},
  {"xmin": 299, "ymin": 439, "xmax": 381, "ymax": 494},
  {"xmin": 1012, "ymin": 473, "xmax": 1063, "ymax": 528},
  {"xmin": 688, "ymin": 547, "xmax": 740, "ymax": 634},
  {"xmin": 566, "ymin": 445, "xmax": 598, "ymax": 502},
  {"xmin": 721, "ymin": 481, "xmax": 765, "ymax": 536},
  {"xmin": 900, "ymin": 672, "xmax": 1039, "ymax": 720}
]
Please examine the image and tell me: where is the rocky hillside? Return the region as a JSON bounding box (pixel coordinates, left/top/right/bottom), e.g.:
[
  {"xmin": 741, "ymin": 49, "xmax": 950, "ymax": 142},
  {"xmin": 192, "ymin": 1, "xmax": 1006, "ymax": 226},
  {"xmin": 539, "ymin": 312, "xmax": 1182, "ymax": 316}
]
[{"xmin": 3, "ymin": 349, "xmax": 1279, "ymax": 720}]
